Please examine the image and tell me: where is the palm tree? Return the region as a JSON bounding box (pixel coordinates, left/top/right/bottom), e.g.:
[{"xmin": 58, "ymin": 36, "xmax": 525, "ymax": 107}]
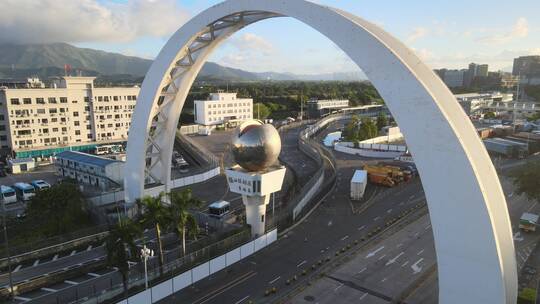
[
  {"xmin": 138, "ymin": 193, "xmax": 169, "ymax": 275},
  {"xmin": 168, "ymin": 189, "xmax": 202, "ymax": 256},
  {"xmin": 105, "ymin": 218, "xmax": 141, "ymax": 299}
]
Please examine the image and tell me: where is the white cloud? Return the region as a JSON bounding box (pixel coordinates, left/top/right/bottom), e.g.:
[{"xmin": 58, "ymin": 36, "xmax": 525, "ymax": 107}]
[
  {"xmin": 227, "ymin": 33, "xmax": 274, "ymax": 55},
  {"xmin": 0, "ymin": 0, "xmax": 189, "ymax": 44},
  {"xmin": 407, "ymin": 27, "xmax": 428, "ymax": 44},
  {"xmin": 477, "ymin": 17, "xmax": 529, "ymax": 45}
]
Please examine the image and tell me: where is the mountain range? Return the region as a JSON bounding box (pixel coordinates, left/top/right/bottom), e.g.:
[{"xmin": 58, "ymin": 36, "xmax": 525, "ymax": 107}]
[{"xmin": 0, "ymin": 43, "xmax": 366, "ymax": 82}]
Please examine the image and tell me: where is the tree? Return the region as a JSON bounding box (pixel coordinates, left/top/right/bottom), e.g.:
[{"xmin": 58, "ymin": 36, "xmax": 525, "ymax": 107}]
[
  {"xmin": 138, "ymin": 193, "xmax": 169, "ymax": 275},
  {"xmin": 253, "ymin": 102, "xmax": 271, "ymax": 119},
  {"xmin": 168, "ymin": 189, "xmax": 202, "ymax": 256},
  {"xmin": 376, "ymin": 112, "xmax": 388, "ymax": 131},
  {"xmin": 358, "ymin": 117, "xmax": 378, "ymax": 141},
  {"xmin": 484, "ymin": 111, "xmax": 496, "ymax": 119},
  {"xmin": 25, "ymin": 182, "xmax": 91, "ymax": 237},
  {"xmin": 342, "ymin": 114, "xmax": 360, "ymax": 141},
  {"xmin": 105, "ymin": 218, "xmax": 141, "ymax": 299},
  {"xmin": 512, "ymin": 160, "xmax": 540, "ymax": 203}
]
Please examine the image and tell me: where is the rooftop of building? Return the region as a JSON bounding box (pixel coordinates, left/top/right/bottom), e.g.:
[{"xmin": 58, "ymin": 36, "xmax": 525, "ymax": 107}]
[{"xmin": 55, "ymin": 150, "xmax": 120, "ymax": 167}]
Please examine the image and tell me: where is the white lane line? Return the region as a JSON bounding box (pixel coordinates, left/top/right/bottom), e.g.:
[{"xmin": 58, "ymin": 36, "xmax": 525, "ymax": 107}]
[
  {"xmin": 401, "ymin": 261, "xmax": 409, "ymax": 267},
  {"xmin": 14, "ymin": 296, "xmax": 31, "ymax": 301},
  {"xmin": 64, "ymin": 280, "xmax": 78, "ymax": 285},
  {"xmin": 341, "ymin": 235, "xmax": 349, "ymax": 241},
  {"xmin": 358, "ymin": 225, "xmax": 366, "ymax": 231},
  {"xmin": 373, "ymin": 216, "xmax": 380, "ymax": 221},
  {"xmin": 52, "ymin": 254, "xmax": 59, "ymax": 261},
  {"xmin": 387, "ymin": 209, "xmax": 392, "ymax": 213},
  {"xmin": 14, "ymin": 265, "xmax": 22, "ymax": 272},
  {"xmin": 411, "ymin": 258, "xmax": 424, "ymax": 274},
  {"xmin": 386, "ymin": 252, "xmax": 404, "ymax": 266},
  {"xmin": 396, "ymin": 243, "xmax": 403, "ymax": 248},
  {"xmin": 359, "ymin": 293, "xmax": 368, "ymax": 301},
  {"xmin": 414, "ymin": 232, "xmax": 420, "ymax": 238},
  {"xmin": 377, "ymin": 254, "xmax": 386, "ymax": 261},
  {"xmin": 334, "ymin": 283, "xmax": 344, "ymax": 292},
  {"xmin": 41, "ymin": 287, "xmax": 57, "ymax": 292},
  {"xmin": 357, "ymin": 267, "xmax": 367, "ymax": 274},
  {"xmin": 33, "ymin": 259, "xmax": 40, "ymax": 267},
  {"xmin": 87, "ymin": 245, "xmax": 93, "ymax": 251},
  {"xmin": 234, "ymin": 296, "xmax": 250, "ymax": 304},
  {"xmin": 269, "ymin": 276, "xmax": 281, "ymax": 285},
  {"xmin": 365, "ymin": 246, "xmax": 385, "ymax": 258},
  {"xmin": 297, "ymin": 260, "xmax": 307, "ymax": 268},
  {"xmin": 381, "ymin": 277, "xmax": 387, "ymax": 282},
  {"xmin": 425, "ymin": 224, "xmax": 431, "ymax": 230},
  {"xmin": 417, "ymin": 249, "xmax": 425, "ymax": 255},
  {"xmin": 409, "ymin": 195, "xmax": 415, "ymax": 199},
  {"xmin": 70, "ymin": 250, "xmax": 77, "ymax": 256},
  {"xmin": 88, "ymin": 273, "xmax": 101, "ymax": 277}
]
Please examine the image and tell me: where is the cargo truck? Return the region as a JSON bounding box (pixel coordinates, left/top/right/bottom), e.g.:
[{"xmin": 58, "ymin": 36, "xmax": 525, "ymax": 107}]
[
  {"xmin": 350, "ymin": 170, "xmax": 367, "ymax": 200},
  {"xmin": 520, "ymin": 213, "xmax": 539, "ymax": 232},
  {"xmin": 363, "ymin": 164, "xmax": 409, "ymax": 187}
]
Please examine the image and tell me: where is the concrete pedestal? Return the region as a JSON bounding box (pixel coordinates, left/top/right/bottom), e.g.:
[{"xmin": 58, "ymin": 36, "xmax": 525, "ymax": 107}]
[{"xmin": 225, "ymin": 165, "xmax": 286, "ymax": 237}]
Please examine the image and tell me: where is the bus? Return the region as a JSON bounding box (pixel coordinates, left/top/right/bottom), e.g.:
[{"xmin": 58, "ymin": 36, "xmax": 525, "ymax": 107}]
[
  {"xmin": 13, "ymin": 182, "xmax": 35, "ymax": 201},
  {"xmin": 0, "ymin": 185, "xmax": 17, "ymax": 205},
  {"xmin": 208, "ymin": 201, "xmax": 230, "ymax": 219}
]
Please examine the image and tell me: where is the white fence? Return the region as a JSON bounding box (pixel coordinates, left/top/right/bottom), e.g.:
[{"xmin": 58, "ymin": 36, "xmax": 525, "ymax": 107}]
[
  {"xmin": 292, "ymin": 172, "xmax": 324, "ymax": 221},
  {"xmin": 117, "ymin": 229, "xmax": 278, "ymax": 304},
  {"xmin": 89, "ymin": 167, "xmax": 220, "ymax": 206},
  {"xmin": 334, "ymin": 144, "xmax": 405, "ymax": 158}
]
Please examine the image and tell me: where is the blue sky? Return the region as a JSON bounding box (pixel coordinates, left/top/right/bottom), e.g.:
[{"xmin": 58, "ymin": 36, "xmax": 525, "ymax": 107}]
[{"xmin": 6, "ymin": 0, "xmax": 539, "ymax": 74}]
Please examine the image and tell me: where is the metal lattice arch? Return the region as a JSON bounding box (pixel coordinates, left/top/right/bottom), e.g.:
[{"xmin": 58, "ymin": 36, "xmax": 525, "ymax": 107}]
[{"xmin": 124, "ymin": 0, "xmax": 517, "ymax": 303}]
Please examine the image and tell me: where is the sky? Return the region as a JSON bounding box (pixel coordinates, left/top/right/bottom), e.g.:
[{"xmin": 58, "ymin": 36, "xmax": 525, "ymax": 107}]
[{"xmin": 2, "ymin": 0, "xmax": 540, "ymax": 75}]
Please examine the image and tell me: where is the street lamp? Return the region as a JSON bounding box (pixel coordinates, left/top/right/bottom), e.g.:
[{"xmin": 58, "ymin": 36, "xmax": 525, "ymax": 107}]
[{"xmin": 140, "ymin": 245, "xmax": 154, "ymax": 289}]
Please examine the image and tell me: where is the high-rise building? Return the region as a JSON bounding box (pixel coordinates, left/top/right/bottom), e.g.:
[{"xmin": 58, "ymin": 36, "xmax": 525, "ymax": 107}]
[
  {"xmin": 443, "ymin": 69, "xmax": 466, "ymax": 88},
  {"xmin": 194, "ymin": 92, "xmax": 253, "ymax": 126},
  {"xmin": 0, "ymin": 77, "xmax": 139, "ymax": 158},
  {"xmin": 513, "ymin": 56, "xmax": 540, "ymax": 77},
  {"xmin": 469, "ymin": 63, "xmax": 489, "ymax": 77}
]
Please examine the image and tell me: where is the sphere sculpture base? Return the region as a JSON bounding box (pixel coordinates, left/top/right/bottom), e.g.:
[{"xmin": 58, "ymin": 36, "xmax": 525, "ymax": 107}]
[{"xmin": 225, "ymin": 165, "xmax": 286, "ymax": 237}]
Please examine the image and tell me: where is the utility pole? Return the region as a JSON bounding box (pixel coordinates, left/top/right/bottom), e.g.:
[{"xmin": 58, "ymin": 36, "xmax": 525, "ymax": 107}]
[{"xmin": 2, "ymin": 199, "xmax": 13, "ymax": 298}]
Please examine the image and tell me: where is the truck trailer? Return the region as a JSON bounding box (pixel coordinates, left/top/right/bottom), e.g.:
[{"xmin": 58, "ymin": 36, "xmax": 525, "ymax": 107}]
[
  {"xmin": 519, "ymin": 213, "xmax": 539, "ymax": 232},
  {"xmin": 350, "ymin": 170, "xmax": 367, "ymax": 200}
]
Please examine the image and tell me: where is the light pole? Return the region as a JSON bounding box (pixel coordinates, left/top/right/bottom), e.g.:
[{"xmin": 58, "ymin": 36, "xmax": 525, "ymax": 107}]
[
  {"xmin": 140, "ymin": 245, "xmax": 154, "ymax": 289},
  {"xmin": 2, "ymin": 199, "xmax": 13, "ymax": 298}
]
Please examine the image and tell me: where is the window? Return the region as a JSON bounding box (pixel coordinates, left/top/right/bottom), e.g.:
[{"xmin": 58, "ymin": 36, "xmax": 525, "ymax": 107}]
[
  {"xmin": 0, "ymin": 115, "xmax": 4, "ymax": 121},
  {"xmin": 84, "ymin": 106, "xmax": 90, "ymax": 111},
  {"xmin": 0, "ymin": 136, "xmax": 6, "ymax": 141},
  {"xmin": 36, "ymin": 98, "xmax": 45, "ymax": 104},
  {"xmin": 74, "ymin": 121, "xmax": 80, "ymax": 126},
  {"xmin": 87, "ymin": 134, "xmax": 93, "ymax": 139},
  {"xmin": 113, "ymin": 96, "xmax": 118, "ymax": 101},
  {"xmin": 62, "ymin": 127, "xmax": 67, "ymax": 132},
  {"xmin": 84, "ymin": 97, "xmax": 90, "ymax": 102},
  {"xmin": 48, "ymin": 97, "xmax": 57, "ymax": 104},
  {"xmin": 10, "ymin": 98, "xmax": 20, "ymax": 105},
  {"xmin": 104, "ymin": 96, "xmax": 109, "ymax": 102},
  {"xmin": 37, "ymin": 109, "xmax": 45, "ymax": 114},
  {"xmin": 86, "ymin": 125, "xmax": 92, "ymax": 130},
  {"xmin": 42, "ymin": 128, "xmax": 49, "ymax": 134},
  {"xmin": 23, "ymin": 98, "xmax": 31, "ymax": 104},
  {"xmin": 0, "ymin": 125, "xmax": 5, "ymax": 131},
  {"xmin": 73, "ymin": 111, "xmax": 79, "ymax": 117},
  {"xmin": 49, "ymin": 108, "xmax": 57, "ymax": 114},
  {"xmin": 60, "ymin": 97, "xmax": 68, "ymax": 103},
  {"xmin": 72, "ymin": 100, "xmax": 77, "ymax": 103},
  {"xmin": 52, "ymin": 128, "xmax": 58, "ymax": 132},
  {"xmin": 75, "ymin": 130, "xmax": 81, "ymax": 135},
  {"xmin": 97, "ymin": 96, "xmax": 103, "ymax": 102}
]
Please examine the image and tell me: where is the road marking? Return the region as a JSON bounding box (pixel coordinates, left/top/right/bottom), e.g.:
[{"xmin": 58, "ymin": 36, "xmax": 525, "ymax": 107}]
[
  {"xmin": 377, "ymin": 254, "xmax": 386, "ymax": 261},
  {"xmin": 41, "ymin": 287, "xmax": 57, "ymax": 292},
  {"xmin": 387, "ymin": 209, "xmax": 392, "ymax": 213},
  {"xmin": 417, "ymin": 249, "xmax": 425, "ymax": 255},
  {"xmin": 297, "ymin": 260, "xmax": 307, "ymax": 268},
  {"xmin": 409, "ymin": 195, "xmax": 415, "ymax": 199},
  {"xmin": 269, "ymin": 276, "xmax": 281, "ymax": 285},
  {"xmin": 513, "ymin": 232, "xmax": 524, "ymax": 241},
  {"xmin": 64, "ymin": 280, "xmax": 78, "ymax": 285},
  {"xmin": 401, "ymin": 261, "xmax": 409, "ymax": 267},
  {"xmin": 385, "ymin": 252, "xmax": 404, "ymax": 266},
  {"xmin": 250, "ymin": 261, "xmax": 257, "ymax": 265},
  {"xmin": 328, "ymin": 220, "xmax": 333, "ymax": 226},
  {"xmin": 414, "ymin": 232, "xmax": 419, "ymax": 238},
  {"xmin": 365, "ymin": 246, "xmax": 385, "ymax": 258},
  {"xmin": 358, "ymin": 225, "xmax": 366, "ymax": 231},
  {"xmin": 411, "ymin": 258, "xmax": 424, "ymax": 274},
  {"xmin": 396, "ymin": 243, "xmax": 403, "ymax": 248},
  {"xmin": 234, "ymin": 296, "xmax": 250, "ymax": 304},
  {"xmin": 399, "ymin": 202, "xmax": 405, "ymax": 206},
  {"xmin": 52, "ymin": 254, "xmax": 59, "ymax": 261},
  {"xmin": 359, "ymin": 293, "xmax": 368, "ymax": 301},
  {"xmin": 381, "ymin": 277, "xmax": 387, "ymax": 282},
  {"xmin": 14, "ymin": 296, "xmax": 31, "ymax": 301},
  {"xmin": 33, "ymin": 259, "xmax": 40, "ymax": 267},
  {"xmin": 87, "ymin": 245, "xmax": 93, "ymax": 251},
  {"xmin": 373, "ymin": 216, "xmax": 380, "ymax": 221},
  {"xmin": 357, "ymin": 267, "xmax": 367, "ymax": 274},
  {"xmin": 425, "ymin": 224, "xmax": 431, "ymax": 230},
  {"xmin": 14, "ymin": 265, "xmax": 22, "ymax": 272},
  {"xmin": 193, "ymin": 271, "xmax": 257, "ymax": 304},
  {"xmin": 334, "ymin": 283, "xmax": 344, "ymax": 292},
  {"xmin": 88, "ymin": 273, "xmax": 101, "ymax": 277},
  {"xmin": 508, "ymin": 192, "xmax": 514, "ymax": 198},
  {"xmin": 341, "ymin": 235, "xmax": 349, "ymax": 241},
  {"xmin": 70, "ymin": 250, "xmax": 77, "ymax": 256},
  {"xmin": 518, "ymin": 252, "xmax": 526, "ymax": 262}
]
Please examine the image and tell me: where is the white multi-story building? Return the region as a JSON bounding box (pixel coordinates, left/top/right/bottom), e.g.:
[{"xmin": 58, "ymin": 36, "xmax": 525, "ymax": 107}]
[
  {"xmin": 194, "ymin": 92, "xmax": 253, "ymax": 126},
  {"xmin": 0, "ymin": 77, "xmax": 139, "ymax": 158},
  {"xmin": 455, "ymin": 92, "xmax": 513, "ymax": 115},
  {"xmin": 307, "ymin": 99, "xmax": 349, "ymax": 117}
]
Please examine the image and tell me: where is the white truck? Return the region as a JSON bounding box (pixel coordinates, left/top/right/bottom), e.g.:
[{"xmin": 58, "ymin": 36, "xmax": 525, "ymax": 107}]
[
  {"xmin": 520, "ymin": 212, "xmax": 539, "ymax": 232},
  {"xmin": 350, "ymin": 170, "xmax": 367, "ymax": 200}
]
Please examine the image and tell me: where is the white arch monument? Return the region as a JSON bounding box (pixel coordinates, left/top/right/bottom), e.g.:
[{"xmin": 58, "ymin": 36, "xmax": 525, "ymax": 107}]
[{"xmin": 124, "ymin": 1, "xmax": 517, "ymax": 303}]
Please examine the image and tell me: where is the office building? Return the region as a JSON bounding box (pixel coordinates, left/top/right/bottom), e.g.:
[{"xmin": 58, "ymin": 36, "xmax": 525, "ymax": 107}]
[
  {"xmin": 513, "ymin": 56, "xmax": 540, "ymax": 77},
  {"xmin": 0, "ymin": 77, "xmax": 139, "ymax": 158},
  {"xmin": 442, "ymin": 69, "xmax": 466, "ymax": 88},
  {"xmin": 194, "ymin": 91, "xmax": 253, "ymax": 126},
  {"xmin": 307, "ymin": 99, "xmax": 349, "ymax": 117},
  {"xmin": 54, "ymin": 150, "xmax": 124, "ymax": 191}
]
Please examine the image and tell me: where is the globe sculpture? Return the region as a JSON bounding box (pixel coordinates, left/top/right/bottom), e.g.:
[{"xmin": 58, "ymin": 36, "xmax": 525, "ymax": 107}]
[{"xmin": 231, "ymin": 120, "xmax": 281, "ymax": 171}]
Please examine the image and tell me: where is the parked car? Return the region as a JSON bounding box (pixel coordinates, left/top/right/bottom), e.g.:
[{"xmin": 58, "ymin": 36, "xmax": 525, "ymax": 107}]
[{"xmin": 31, "ymin": 180, "xmax": 51, "ymax": 190}]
